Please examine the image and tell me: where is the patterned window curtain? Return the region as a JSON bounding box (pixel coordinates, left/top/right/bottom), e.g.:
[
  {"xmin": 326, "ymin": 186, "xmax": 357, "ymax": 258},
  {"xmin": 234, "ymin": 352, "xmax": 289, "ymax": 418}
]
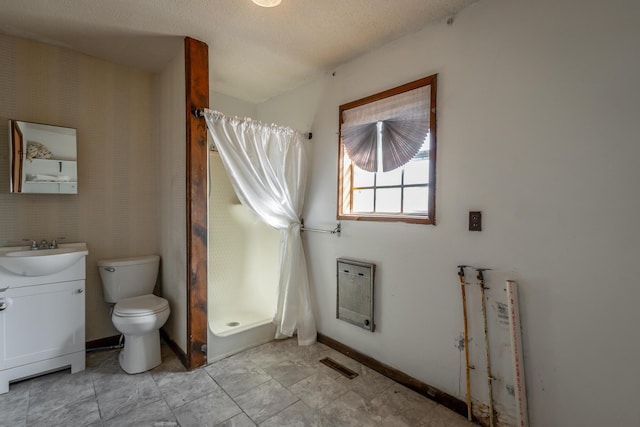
[{"xmin": 341, "ymin": 85, "xmax": 430, "ymax": 172}]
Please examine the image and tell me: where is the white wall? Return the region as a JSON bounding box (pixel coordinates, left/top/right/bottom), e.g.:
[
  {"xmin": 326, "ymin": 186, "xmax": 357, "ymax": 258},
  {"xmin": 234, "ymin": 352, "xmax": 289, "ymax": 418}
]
[
  {"xmin": 255, "ymin": 77, "xmax": 326, "ymax": 133},
  {"xmin": 258, "ymin": 0, "xmax": 640, "ymax": 425},
  {"xmin": 157, "ymin": 44, "xmax": 187, "ymax": 352},
  {"xmin": 0, "ymin": 34, "xmax": 160, "ymax": 342},
  {"xmin": 210, "ymin": 91, "xmax": 257, "ymax": 118}
]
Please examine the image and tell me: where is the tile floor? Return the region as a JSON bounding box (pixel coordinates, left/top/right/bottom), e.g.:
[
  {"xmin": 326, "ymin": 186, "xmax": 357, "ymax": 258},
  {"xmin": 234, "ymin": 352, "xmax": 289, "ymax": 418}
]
[{"xmin": 0, "ymin": 338, "xmax": 476, "ymax": 426}]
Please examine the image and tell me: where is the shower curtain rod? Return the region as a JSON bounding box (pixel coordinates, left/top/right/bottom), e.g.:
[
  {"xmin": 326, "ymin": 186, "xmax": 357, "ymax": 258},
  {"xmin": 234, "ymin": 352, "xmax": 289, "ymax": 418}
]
[{"xmin": 194, "ymin": 108, "xmax": 312, "ymax": 140}]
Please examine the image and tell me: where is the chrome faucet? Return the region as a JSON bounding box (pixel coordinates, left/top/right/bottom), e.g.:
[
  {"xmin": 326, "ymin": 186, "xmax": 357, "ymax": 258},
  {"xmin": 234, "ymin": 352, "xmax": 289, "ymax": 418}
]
[
  {"xmin": 22, "ymin": 237, "xmax": 65, "ymax": 250},
  {"xmin": 23, "ymin": 239, "xmax": 38, "ymax": 250}
]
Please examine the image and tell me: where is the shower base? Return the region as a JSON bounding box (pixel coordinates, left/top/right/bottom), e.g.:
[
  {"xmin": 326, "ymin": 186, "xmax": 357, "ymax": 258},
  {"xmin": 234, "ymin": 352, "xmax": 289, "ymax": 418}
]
[
  {"xmin": 210, "ymin": 308, "xmax": 274, "ymax": 337},
  {"xmin": 208, "ymin": 310, "xmax": 276, "ymax": 363}
]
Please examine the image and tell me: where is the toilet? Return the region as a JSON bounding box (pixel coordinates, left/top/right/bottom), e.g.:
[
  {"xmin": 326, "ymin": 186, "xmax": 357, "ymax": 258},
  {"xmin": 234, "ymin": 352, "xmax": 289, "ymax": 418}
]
[{"xmin": 97, "ymin": 255, "xmax": 170, "ymax": 374}]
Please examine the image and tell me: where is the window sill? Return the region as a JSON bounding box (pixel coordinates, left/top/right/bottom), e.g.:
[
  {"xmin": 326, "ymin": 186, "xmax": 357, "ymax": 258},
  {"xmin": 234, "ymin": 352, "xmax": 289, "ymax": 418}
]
[{"xmin": 337, "ymin": 213, "xmax": 434, "ymax": 225}]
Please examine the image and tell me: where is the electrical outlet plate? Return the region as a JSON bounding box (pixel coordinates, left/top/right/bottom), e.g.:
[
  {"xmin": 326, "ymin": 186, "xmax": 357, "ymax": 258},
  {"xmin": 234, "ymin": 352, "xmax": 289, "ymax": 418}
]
[{"xmin": 469, "ymin": 211, "xmax": 482, "ymax": 231}]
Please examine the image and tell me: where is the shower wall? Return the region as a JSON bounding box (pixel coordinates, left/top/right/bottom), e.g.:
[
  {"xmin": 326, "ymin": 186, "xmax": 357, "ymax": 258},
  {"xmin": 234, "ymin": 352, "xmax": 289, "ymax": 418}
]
[{"xmin": 207, "ymin": 152, "xmax": 280, "ymax": 361}]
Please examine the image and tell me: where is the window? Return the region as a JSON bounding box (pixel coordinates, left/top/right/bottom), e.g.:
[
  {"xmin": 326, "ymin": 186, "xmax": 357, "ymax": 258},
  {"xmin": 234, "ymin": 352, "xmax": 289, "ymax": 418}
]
[{"xmin": 338, "ymin": 75, "xmax": 437, "ymax": 224}]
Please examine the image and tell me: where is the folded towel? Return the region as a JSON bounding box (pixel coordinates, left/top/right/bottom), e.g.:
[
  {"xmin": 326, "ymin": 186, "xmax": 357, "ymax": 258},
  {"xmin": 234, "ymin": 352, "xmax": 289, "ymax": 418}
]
[{"xmin": 27, "ymin": 174, "xmax": 71, "ymax": 182}]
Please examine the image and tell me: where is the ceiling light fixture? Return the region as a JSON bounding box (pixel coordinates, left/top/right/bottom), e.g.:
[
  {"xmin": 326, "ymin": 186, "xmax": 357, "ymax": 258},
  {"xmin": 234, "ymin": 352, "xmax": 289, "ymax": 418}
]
[{"xmin": 251, "ymin": 0, "xmax": 281, "ymax": 7}]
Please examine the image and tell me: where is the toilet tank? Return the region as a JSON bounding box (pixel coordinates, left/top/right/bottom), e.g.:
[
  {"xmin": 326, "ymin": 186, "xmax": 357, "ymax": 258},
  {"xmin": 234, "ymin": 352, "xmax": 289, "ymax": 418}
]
[{"xmin": 97, "ymin": 255, "xmax": 160, "ymax": 303}]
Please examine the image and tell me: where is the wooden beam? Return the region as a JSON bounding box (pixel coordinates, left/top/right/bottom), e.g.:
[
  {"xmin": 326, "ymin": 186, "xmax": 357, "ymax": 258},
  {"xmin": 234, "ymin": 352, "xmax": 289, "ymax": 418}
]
[{"xmin": 184, "ymin": 36, "xmax": 209, "ymax": 370}]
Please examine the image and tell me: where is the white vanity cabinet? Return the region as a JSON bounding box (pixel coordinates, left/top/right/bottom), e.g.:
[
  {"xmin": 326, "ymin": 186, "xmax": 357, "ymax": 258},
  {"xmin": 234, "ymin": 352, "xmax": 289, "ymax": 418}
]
[{"xmin": 0, "ymin": 245, "xmax": 87, "ymax": 394}]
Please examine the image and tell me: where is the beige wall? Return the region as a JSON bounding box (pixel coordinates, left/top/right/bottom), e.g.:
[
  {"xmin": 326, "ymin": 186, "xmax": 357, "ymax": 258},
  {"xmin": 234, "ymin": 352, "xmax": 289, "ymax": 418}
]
[
  {"xmin": 0, "ymin": 34, "xmax": 160, "ymax": 341},
  {"xmin": 157, "ymin": 44, "xmax": 187, "ymax": 352}
]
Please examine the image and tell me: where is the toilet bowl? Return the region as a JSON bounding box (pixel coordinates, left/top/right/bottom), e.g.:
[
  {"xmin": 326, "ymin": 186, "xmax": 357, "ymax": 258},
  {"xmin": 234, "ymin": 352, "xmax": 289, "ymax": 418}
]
[
  {"xmin": 112, "ymin": 294, "xmax": 170, "ymax": 374},
  {"xmin": 97, "ymin": 255, "xmax": 170, "ymax": 374}
]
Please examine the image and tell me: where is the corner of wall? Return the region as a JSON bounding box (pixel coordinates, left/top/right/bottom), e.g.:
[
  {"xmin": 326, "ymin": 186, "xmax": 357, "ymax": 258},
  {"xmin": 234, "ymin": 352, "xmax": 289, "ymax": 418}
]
[{"xmin": 157, "ymin": 43, "xmax": 187, "ymax": 353}]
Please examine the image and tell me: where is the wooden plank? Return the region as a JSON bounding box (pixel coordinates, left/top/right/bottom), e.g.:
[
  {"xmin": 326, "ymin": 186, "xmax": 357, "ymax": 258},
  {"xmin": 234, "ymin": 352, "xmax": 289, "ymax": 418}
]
[{"xmin": 184, "ymin": 36, "xmax": 209, "ymax": 370}]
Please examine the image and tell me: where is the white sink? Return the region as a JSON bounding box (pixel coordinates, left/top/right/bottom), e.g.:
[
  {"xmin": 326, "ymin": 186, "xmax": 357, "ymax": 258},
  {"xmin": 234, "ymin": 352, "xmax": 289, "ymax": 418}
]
[{"xmin": 0, "ymin": 243, "xmax": 88, "ymax": 276}]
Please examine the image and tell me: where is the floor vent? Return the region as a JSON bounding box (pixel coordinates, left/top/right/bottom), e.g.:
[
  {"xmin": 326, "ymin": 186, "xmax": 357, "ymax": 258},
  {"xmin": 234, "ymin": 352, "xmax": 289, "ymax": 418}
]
[{"xmin": 319, "ymin": 357, "xmax": 359, "ymax": 379}]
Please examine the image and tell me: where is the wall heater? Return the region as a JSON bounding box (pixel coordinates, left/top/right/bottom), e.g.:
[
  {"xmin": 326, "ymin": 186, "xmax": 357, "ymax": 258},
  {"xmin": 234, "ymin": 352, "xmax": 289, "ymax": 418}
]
[{"xmin": 336, "ymin": 258, "xmax": 375, "ymax": 332}]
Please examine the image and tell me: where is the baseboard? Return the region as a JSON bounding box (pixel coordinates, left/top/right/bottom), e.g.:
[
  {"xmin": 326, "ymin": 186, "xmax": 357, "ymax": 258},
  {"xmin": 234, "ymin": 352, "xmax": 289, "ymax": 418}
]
[
  {"xmin": 86, "ymin": 335, "xmax": 121, "ymax": 350},
  {"xmin": 160, "ymin": 328, "xmax": 188, "ymax": 368},
  {"xmin": 317, "ymin": 333, "xmax": 470, "ymax": 420}
]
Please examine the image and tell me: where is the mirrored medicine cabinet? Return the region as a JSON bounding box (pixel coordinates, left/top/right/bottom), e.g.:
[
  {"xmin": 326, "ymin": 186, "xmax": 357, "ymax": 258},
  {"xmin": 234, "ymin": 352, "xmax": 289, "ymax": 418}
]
[{"xmin": 8, "ymin": 119, "xmax": 78, "ymax": 194}]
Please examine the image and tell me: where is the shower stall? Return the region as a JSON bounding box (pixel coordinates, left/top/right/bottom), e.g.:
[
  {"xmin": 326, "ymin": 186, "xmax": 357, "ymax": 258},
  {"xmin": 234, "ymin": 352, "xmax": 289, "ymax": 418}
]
[{"xmin": 207, "ymin": 151, "xmax": 280, "ymax": 362}]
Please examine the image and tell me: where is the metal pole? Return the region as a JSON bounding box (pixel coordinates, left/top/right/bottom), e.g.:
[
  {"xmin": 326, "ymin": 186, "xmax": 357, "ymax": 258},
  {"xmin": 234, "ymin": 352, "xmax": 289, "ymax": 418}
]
[
  {"xmin": 477, "ymin": 268, "xmax": 495, "ymax": 427},
  {"xmin": 457, "ymin": 265, "xmax": 473, "ymax": 421}
]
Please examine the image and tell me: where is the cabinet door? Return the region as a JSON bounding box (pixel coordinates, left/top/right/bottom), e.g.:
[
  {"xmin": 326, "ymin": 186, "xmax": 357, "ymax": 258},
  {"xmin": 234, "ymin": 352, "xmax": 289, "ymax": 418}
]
[{"xmin": 0, "ymin": 280, "xmax": 85, "ymax": 370}]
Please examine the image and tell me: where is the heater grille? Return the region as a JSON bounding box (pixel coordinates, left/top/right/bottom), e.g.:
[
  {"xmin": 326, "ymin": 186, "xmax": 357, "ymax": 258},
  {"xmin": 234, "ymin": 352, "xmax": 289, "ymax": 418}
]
[{"xmin": 336, "ymin": 258, "xmax": 375, "ymax": 331}]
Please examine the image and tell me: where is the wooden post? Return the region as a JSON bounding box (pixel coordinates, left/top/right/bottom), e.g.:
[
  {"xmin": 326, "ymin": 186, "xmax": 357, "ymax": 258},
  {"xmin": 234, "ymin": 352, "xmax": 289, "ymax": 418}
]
[{"xmin": 184, "ymin": 36, "xmax": 208, "ymax": 370}]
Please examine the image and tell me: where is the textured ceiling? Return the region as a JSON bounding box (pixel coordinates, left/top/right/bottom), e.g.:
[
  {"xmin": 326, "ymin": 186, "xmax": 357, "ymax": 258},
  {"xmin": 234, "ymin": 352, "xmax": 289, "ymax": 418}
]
[{"xmin": 0, "ymin": 0, "xmax": 478, "ymax": 102}]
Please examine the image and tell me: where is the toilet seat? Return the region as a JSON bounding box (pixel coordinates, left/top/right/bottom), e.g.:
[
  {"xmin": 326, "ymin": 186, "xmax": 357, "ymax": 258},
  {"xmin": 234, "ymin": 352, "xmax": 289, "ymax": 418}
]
[{"xmin": 114, "ymin": 294, "xmax": 169, "ymax": 317}]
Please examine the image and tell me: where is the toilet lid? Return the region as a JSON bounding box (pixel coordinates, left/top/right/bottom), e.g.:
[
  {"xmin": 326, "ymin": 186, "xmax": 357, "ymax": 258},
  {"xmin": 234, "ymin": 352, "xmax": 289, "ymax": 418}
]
[{"xmin": 114, "ymin": 294, "xmax": 169, "ymax": 317}]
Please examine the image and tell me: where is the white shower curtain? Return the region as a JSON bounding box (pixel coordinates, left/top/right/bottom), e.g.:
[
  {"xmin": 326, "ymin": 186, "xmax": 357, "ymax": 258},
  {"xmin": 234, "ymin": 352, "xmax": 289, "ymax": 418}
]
[{"xmin": 203, "ymin": 109, "xmax": 317, "ymax": 345}]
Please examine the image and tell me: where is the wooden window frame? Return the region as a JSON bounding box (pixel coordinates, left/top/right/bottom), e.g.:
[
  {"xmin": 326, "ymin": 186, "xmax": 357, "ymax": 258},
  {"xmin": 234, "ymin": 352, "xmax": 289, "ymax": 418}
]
[{"xmin": 337, "ymin": 75, "xmax": 437, "ymax": 225}]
